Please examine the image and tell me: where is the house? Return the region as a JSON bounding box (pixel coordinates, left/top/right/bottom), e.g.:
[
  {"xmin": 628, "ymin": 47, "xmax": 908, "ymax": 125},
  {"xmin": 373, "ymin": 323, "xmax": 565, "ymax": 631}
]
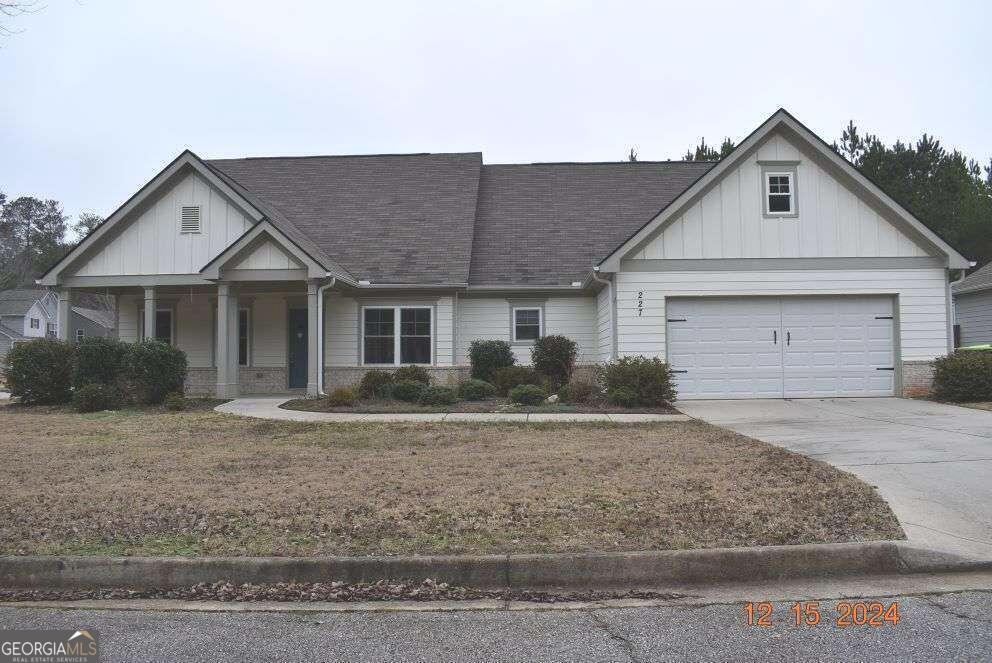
[
  {"xmin": 0, "ymin": 288, "xmax": 115, "ymax": 363},
  {"xmin": 37, "ymin": 109, "xmax": 970, "ymax": 399},
  {"xmin": 952, "ymin": 262, "xmax": 992, "ymax": 346}
]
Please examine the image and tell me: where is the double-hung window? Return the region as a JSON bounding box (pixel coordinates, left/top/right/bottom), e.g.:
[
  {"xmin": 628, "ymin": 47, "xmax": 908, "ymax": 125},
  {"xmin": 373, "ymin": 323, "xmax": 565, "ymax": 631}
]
[
  {"xmin": 513, "ymin": 307, "xmax": 542, "ymax": 343},
  {"xmin": 139, "ymin": 309, "xmax": 173, "ymax": 344},
  {"xmin": 362, "ymin": 306, "xmax": 432, "ymax": 365},
  {"xmin": 29, "ymin": 318, "xmax": 39, "ymax": 329},
  {"xmin": 765, "ymin": 172, "xmax": 795, "ymax": 215},
  {"xmin": 238, "ymin": 308, "xmax": 250, "ymax": 367}
]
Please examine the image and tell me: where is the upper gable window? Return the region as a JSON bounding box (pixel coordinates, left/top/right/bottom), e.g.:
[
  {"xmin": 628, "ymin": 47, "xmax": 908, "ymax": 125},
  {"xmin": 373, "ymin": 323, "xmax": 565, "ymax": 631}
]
[
  {"xmin": 764, "ymin": 172, "xmax": 795, "ymax": 215},
  {"xmin": 180, "ymin": 205, "xmax": 201, "ymax": 233}
]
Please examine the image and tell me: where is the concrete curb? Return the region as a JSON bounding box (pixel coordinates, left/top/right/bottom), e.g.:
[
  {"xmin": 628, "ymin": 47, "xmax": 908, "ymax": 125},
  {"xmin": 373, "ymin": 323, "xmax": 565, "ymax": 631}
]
[
  {"xmin": 2, "ymin": 541, "xmax": 989, "ymax": 591},
  {"xmin": 214, "ymin": 398, "xmax": 692, "ymax": 424}
]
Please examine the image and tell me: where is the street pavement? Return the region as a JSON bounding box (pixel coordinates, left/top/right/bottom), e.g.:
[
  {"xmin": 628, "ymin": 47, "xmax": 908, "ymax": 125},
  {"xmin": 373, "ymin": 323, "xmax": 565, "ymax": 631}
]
[
  {"xmin": 2, "ymin": 590, "xmax": 990, "ymax": 662},
  {"xmin": 678, "ymin": 398, "xmax": 992, "ymax": 559}
]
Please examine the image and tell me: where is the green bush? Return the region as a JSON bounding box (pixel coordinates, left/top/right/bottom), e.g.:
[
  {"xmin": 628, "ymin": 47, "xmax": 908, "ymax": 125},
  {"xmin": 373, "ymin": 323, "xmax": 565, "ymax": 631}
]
[
  {"xmin": 326, "ymin": 387, "xmax": 358, "ymax": 407},
  {"xmin": 123, "ymin": 340, "xmax": 188, "ymax": 405},
  {"xmin": 2, "ymin": 337, "xmax": 74, "ymax": 404},
  {"xmin": 559, "ymin": 380, "xmax": 599, "ymax": 405},
  {"xmin": 392, "ymin": 379, "xmax": 426, "ymax": 402},
  {"xmin": 394, "ymin": 365, "xmax": 431, "ymax": 385},
  {"xmin": 509, "ymin": 383, "xmax": 547, "ymax": 405},
  {"xmin": 493, "ymin": 365, "xmax": 542, "ymax": 396},
  {"xmin": 72, "ymin": 383, "xmax": 120, "ymax": 413},
  {"xmin": 469, "ymin": 340, "xmax": 515, "ymax": 383},
  {"xmin": 531, "ymin": 335, "xmax": 578, "ymax": 390},
  {"xmin": 458, "ymin": 378, "xmax": 497, "ymax": 401},
  {"xmin": 598, "ymin": 356, "xmax": 675, "ymax": 406},
  {"xmin": 419, "ymin": 385, "xmax": 458, "ymax": 407},
  {"xmin": 164, "ymin": 391, "xmax": 187, "ymax": 412},
  {"xmin": 358, "ymin": 370, "xmax": 394, "ymax": 399},
  {"xmin": 932, "ymin": 351, "xmax": 992, "ymax": 402},
  {"xmin": 607, "ymin": 387, "xmax": 638, "ymax": 408},
  {"xmin": 72, "ymin": 336, "xmax": 128, "ymax": 390}
]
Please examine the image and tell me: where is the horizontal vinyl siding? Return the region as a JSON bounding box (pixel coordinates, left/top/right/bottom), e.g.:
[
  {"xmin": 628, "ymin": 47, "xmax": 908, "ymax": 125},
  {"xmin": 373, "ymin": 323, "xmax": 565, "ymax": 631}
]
[
  {"xmin": 615, "ymin": 267, "xmax": 949, "ymax": 362},
  {"xmin": 175, "ymin": 295, "xmax": 213, "ymax": 368},
  {"xmin": 118, "ymin": 295, "xmax": 139, "ymax": 342},
  {"xmin": 250, "ymin": 297, "xmax": 287, "ymax": 367},
  {"xmin": 596, "ymin": 284, "xmax": 613, "ymax": 362},
  {"xmin": 955, "ymin": 291, "xmax": 992, "ymax": 346},
  {"xmin": 455, "ymin": 295, "xmax": 599, "ymax": 364}
]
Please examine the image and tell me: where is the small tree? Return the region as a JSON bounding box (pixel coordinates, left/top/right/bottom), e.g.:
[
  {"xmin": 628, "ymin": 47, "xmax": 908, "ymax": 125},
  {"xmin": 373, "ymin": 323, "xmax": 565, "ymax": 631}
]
[
  {"xmin": 468, "ymin": 340, "xmax": 515, "ymax": 383},
  {"xmin": 531, "ymin": 335, "xmax": 578, "ymax": 390}
]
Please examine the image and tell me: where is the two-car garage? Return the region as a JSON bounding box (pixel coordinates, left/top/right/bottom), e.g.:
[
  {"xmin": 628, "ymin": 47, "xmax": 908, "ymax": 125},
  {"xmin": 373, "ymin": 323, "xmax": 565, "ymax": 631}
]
[{"xmin": 666, "ymin": 295, "xmax": 897, "ymax": 399}]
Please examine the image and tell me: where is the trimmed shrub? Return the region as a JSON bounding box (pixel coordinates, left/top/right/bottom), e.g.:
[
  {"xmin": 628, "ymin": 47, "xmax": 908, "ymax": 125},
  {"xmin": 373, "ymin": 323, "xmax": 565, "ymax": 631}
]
[
  {"xmin": 493, "ymin": 365, "xmax": 542, "ymax": 396},
  {"xmin": 327, "ymin": 387, "xmax": 358, "ymax": 407},
  {"xmin": 531, "ymin": 335, "xmax": 578, "ymax": 390},
  {"xmin": 123, "ymin": 340, "xmax": 188, "ymax": 405},
  {"xmin": 469, "ymin": 340, "xmax": 515, "ymax": 383},
  {"xmin": 72, "ymin": 336, "xmax": 128, "ymax": 390},
  {"xmin": 392, "ymin": 379, "xmax": 426, "ymax": 402},
  {"xmin": 458, "ymin": 378, "xmax": 497, "ymax": 401},
  {"xmin": 419, "ymin": 385, "xmax": 458, "ymax": 407},
  {"xmin": 72, "ymin": 383, "xmax": 120, "ymax": 413},
  {"xmin": 2, "ymin": 337, "xmax": 74, "ymax": 404},
  {"xmin": 598, "ymin": 356, "xmax": 676, "ymax": 407},
  {"xmin": 164, "ymin": 391, "xmax": 188, "ymax": 412},
  {"xmin": 509, "ymin": 383, "xmax": 547, "ymax": 406},
  {"xmin": 559, "ymin": 380, "xmax": 599, "ymax": 405},
  {"xmin": 932, "ymin": 351, "xmax": 992, "ymax": 402},
  {"xmin": 607, "ymin": 387, "xmax": 638, "ymax": 408},
  {"xmin": 394, "ymin": 365, "xmax": 431, "ymax": 385},
  {"xmin": 358, "ymin": 370, "xmax": 394, "ymax": 399}
]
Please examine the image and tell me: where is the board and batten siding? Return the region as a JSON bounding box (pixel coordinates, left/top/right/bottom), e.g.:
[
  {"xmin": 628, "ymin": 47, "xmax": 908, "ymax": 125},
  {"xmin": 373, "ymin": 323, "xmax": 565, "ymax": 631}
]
[
  {"xmin": 324, "ymin": 293, "xmax": 455, "ymax": 367},
  {"xmin": 955, "ymin": 290, "xmax": 992, "ymax": 346},
  {"xmin": 632, "ymin": 133, "xmax": 929, "ymax": 261},
  {"xmin": 231, "ymin": 239, "xmax": 302, "ymax": 270},
  {"xmin": 74, "ymin": 172, "xmax": 254, "ymax": 277},
  {"xmin": 614, "ymin": 268, "xmax": 949, "ymax": 363},
  {"xmin": 455, "ymin": 296, "xmax": 598, "ymax": 365}
]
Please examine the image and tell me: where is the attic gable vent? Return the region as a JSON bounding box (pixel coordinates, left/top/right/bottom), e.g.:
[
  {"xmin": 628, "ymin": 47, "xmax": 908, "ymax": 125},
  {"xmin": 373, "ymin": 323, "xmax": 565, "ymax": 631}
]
[{"xmin": 180, "ymin": 205, "xmax": 201, "ymax": 234}]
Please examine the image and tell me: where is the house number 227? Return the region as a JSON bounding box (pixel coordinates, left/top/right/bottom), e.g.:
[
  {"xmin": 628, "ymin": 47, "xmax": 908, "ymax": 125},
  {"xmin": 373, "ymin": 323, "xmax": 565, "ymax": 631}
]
[{"xmin": 637, "ymin": 291, "xmax": 644, "ymax": 317}]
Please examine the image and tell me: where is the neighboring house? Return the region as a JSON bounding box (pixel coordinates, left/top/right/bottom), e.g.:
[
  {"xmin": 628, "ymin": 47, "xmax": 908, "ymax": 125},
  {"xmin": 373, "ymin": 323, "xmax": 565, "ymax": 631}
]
[
  {"xmin": 0, "ymin": 289, "xmax": 115, "ymax": 363},
  {"xmin": 38, "ymin": 109, "xmax": 970, "ymax": 399},
  {"xmin": 952, "ymin": 262, "xmax": 992, "ymax": 346}
]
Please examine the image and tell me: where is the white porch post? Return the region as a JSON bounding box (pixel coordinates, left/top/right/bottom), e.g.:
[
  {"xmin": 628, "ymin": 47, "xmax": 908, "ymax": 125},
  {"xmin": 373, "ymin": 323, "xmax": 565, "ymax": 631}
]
[
  {"xmin": 306, "ymin": 279, "xmax": 320, "ymax": 396},
  {"xmin": 215, "ymin": 283, "xmax": 239, "ymax": 398},
  {"xmin": 143, "ymin": 286, "xmax": 156, "ymax": 341},
  {"xmin": 56, "ymin": 288, "xmax": 71, "ymax": 340}
]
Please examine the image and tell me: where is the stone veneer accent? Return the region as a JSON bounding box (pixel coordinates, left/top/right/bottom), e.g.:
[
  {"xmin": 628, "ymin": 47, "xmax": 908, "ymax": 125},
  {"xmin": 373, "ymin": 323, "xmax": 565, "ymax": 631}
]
[
  {"xmin": 902, "ymin": 360, "xmax": 935, "ymax": 398},
  {"xmin": 185, "ymin": 367, "xmax": 292, "ymax": 396},
  {"xmin": 323, "ymin": 366, "xmax": 470, "ymax": 390}
]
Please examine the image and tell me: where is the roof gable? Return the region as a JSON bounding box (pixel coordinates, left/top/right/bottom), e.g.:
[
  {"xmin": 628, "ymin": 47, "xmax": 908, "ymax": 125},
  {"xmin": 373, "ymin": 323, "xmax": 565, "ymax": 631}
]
[{"xmin": 598, "ymin": 109, "xmax": 971, "ymax": 271}]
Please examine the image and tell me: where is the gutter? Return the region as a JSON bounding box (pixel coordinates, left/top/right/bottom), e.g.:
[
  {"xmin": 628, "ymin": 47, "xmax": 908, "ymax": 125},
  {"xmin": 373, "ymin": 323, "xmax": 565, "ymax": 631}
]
[
  {"xmin": 590, "ymin": 266, "xmax": 618, "ymax": 360},
  {"xmin": 315, "ymin": 276, "xmax": 337, "ymax": 395}
]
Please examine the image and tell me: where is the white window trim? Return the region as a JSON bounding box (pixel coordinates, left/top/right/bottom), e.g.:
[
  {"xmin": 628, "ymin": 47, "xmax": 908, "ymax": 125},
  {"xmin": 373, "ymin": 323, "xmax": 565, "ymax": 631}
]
[
  {"xmin": 238, "ymin": 307, "xmax": 251, "ymax": 367},
  {"xmin": 29, "ymin": 318, "xmax": 40, "ymax": 329},
  {"xmin": 360, "ymin": 305, "xmax": 434, "ymax": 366},
  {"xmin": 138, "ymin": 306, "xmax": 175, "ymax": 345},
  {"xmin": 512, "ymin": 306, "xmax": 543, "ymax": 344},
  {"xmin": 764, "ymin": 171, "xmax": 795, "ymax": 216},
  {"xmin": 75, "ymin": 329, "xmax": 85, "ymax": 342}
]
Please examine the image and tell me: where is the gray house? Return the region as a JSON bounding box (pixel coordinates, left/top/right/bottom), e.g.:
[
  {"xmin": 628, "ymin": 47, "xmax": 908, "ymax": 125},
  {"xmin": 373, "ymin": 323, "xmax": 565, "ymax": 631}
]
[
  {"xmin": 0, "ymin": 288, "xmax": 115, "ymax": 363},
  {"xmin": 952, "ymin": 263, "xmax": 992, "ymax": 346}
]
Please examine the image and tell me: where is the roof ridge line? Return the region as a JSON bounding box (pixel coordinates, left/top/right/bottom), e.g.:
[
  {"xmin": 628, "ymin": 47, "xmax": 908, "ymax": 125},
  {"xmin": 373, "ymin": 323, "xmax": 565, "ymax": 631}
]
[{"xmin": 206, "ymin": 151, "xmax": 482, "ymax": 162}]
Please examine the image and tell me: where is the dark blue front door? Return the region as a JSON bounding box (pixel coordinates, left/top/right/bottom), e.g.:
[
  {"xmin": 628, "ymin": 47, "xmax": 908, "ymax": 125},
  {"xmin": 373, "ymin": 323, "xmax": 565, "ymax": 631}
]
[{"xmin": 288, "ymin": 309, "xmax": 308, "ymax": 389}]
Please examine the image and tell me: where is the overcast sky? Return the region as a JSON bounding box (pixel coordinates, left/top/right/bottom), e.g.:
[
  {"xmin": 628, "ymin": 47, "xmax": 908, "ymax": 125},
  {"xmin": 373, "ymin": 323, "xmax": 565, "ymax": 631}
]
[{"xmin": 1, "ymin": 0, "xmax": 988, "ymax": 233}]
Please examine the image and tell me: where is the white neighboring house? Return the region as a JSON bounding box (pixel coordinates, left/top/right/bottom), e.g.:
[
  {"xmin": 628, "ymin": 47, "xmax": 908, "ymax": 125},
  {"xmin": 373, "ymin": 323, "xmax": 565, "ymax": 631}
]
[
  {"xmin": 0, "ymin": 288, "xmax": 115, "ymax": 364},
  {"xmin": 37, "ymin": 109, "xmax": 971, "ymax": 399},
  {"xmin": 952, "ymin": 263, "xmax": 992, "ymax": 347}
]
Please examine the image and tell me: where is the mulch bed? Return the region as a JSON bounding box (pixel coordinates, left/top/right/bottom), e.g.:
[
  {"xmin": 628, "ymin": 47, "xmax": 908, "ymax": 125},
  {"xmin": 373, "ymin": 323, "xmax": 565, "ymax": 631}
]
[{"xmin": 281, "ymin": 397, "xmax": 680, "ymax": 415}]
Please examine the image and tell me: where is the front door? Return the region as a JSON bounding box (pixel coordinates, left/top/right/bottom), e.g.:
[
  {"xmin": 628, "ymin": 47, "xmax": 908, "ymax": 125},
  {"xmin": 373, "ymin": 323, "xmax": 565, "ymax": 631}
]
[{"xmin": 288, "ymin": 308, "xmax": 308, "ymax": 389}]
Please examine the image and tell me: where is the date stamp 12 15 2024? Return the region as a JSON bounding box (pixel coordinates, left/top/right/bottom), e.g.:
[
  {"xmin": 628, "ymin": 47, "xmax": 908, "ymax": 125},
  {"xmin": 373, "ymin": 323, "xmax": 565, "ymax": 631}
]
[{"xmin": 744, "ymin": 601, "xmax": 901, "ymax": 628}]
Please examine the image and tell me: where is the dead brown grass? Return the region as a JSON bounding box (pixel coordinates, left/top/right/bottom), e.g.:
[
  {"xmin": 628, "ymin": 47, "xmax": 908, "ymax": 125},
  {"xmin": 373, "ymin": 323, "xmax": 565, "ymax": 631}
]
[{"xmin": 0, "ymin": 406, "xmax": 903, "ymax": 557}]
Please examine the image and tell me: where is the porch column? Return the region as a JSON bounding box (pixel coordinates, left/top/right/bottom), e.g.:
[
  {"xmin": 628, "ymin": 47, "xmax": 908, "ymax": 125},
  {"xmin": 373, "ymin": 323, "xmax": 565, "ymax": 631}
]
[
  {"xmin": 306, "ymin": 279, "xmax": 320, "ymax": 396},
  {"xmin": 215, "ymin": 283, "xmax": 239, "ymax": 398},
  {"xmin": 143, "ymin": 287, "xmax": 156, "ymax": 341},
  {"xmin": 56, "ymin": 288, "xmax": 71, "ymax": 340}
]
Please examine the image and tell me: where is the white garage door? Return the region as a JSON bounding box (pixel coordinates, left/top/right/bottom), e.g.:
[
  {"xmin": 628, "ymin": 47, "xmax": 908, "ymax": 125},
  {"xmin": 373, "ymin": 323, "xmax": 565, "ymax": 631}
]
[{"xmin": 667, "ymin": 296, "xmax": 896, "ymax": 399}]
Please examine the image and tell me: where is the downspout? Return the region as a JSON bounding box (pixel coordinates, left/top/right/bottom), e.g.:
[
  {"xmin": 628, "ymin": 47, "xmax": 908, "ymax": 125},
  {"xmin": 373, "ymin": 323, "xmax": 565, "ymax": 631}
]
[
  {"xmin": 590, "ymin": 267, "xmax": 616, "ymax": 361},
  {"xmin": 316, "ymin": 276, "xmax": 337, "ymax": 395}
]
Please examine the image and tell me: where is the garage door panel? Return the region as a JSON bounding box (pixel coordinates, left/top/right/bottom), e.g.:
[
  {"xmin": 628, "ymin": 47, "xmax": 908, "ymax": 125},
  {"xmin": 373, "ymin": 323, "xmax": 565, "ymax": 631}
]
[{"xmin": 668, "ymin": 295, "xmax": 895, "ymax": 399}]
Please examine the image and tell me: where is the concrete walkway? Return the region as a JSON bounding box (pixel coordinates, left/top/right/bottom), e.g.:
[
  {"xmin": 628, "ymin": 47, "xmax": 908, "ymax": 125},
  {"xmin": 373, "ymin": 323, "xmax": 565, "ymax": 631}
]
[
  {"xmin": 215, "ymin": 397, "xmax": 691, "ymax": 423},
  {"xmin": 677, "ymin": 398, "xmax": 992, "ymax": 560}
]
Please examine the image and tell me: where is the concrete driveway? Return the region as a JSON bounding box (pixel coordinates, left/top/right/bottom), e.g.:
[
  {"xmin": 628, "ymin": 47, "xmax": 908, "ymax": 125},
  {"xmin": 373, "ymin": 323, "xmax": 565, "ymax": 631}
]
[{"xmin": 677, "ymin": 398, "xmax": 992, "ymax": 560}]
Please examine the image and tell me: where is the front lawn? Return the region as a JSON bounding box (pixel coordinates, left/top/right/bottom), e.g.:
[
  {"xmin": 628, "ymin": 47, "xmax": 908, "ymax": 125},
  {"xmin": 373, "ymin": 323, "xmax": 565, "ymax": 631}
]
[
  {"xmin": 281, "ymin": 397, "xmax": 679, "ymax": 415},
  {"xmin": 0, "ymin": 405, "xmax": 903, "ymax": 557}
]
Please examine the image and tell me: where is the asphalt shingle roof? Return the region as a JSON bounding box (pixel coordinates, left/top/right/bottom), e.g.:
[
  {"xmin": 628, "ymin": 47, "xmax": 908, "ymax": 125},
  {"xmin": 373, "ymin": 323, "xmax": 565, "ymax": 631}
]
[
  {"xmin": 952, "ymin": 262, "xmax": 992, "ymax": 296},
  {"xmin": 0, "ymin": 289, "xmax": 46, "ymax": 317},
  {"xmin": 207, "ymin": 153, "xmax": 483, "ymax": 285},
  {"xmin": 469, "ymin": 161, "xmax": 715, "ymax": 285}
]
